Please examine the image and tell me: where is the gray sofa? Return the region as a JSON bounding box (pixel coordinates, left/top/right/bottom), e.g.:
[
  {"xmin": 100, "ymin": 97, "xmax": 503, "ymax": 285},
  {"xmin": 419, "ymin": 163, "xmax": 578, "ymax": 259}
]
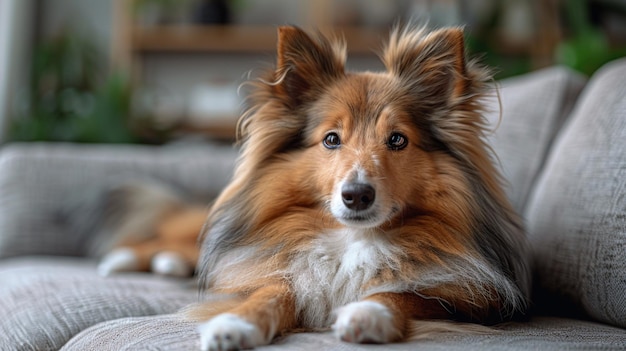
[{"xmin": 1, "ymin": 58, "xmax": 625, "ymax": 350}]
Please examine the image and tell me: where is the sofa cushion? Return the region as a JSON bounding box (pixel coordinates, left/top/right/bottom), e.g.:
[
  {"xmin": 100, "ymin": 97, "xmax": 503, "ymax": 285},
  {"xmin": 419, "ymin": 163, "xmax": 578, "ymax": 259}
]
[
  {"xmin": 484, "ymin": 66, "xmax": 586, "ymax": 213},
  {"xmin": 62, "ymin": 315, "xmax": 626, "ymax": 351},
  {"xmin": 2, "ymin": 259, "xmax": 625, "ymax": 351},
  {"xmin": 526, "ymin": 58, "xmax": 626, "ymax": 328},
  {"xmin": 0, "ymin": 257, "xmax": 198, "ymax": 351},
  {"xmin": 0, "ymin": 142, "xmax": 237, "ymax": 258}
]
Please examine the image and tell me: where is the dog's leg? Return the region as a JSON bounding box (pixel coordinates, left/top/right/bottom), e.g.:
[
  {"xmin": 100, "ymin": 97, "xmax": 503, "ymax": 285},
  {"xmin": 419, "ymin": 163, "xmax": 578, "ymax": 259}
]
[
  {"xmin": 98, "ymin": 239, "xmax": 198, "ymax": 277},
  {"xmin": 333, "ymin": 292, "xmax": 451, "ymax": 343},
  {"xmin": 197, "ymin": 283, "xmax": 296, "ymax": 351},
  {"xmin": 149, "ymin": 207, "xmax": 205, "ymax": 276},
  {"xmin": 98, "ymin": 208, "xmax": 205, "ymax": 277}
]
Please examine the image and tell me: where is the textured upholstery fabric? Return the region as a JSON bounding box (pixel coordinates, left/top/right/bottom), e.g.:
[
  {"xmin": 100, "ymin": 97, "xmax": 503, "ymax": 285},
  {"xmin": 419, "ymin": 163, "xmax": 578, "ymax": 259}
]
[
  {"xmin": 63, "ymin": 314, "xmax": 626, "ymax": 351},
  {"xmin": 5, "ymin": 259, "xmax": 623, "ymax": 351},
  {"xmin": 0, "ymin": 257, "xmax": 198, "ymax": 351},
  {"xmin": 0, "ymin": 142, "xmax": 237, "ymax": 258},
  {"xmin": 484, "ymin": 66, "xmax": 586, "ymax": 213},
  {"xmin": 526, "ymin": 58, "xmax": 626, "ymax": 328}
]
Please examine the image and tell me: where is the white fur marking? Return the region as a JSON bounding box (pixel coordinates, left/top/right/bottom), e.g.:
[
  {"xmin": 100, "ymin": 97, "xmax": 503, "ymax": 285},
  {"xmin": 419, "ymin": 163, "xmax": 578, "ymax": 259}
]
[
  {"xmin": 151, "ymin": 251, "xmax": 193, "ymax": 277},
  {"xmin": 339, "ymin": 237, "xmax": 382, "ymax": 275},
  {"xmin": 355, "ymin": 165, "xmax": 368, "ymax": 183},
  {"xmin": 198, "ymin": 313, "xmax": 265, "ymax": 351},
  {"xmin": 97, "ymin": 248, "xmax": 138, "ymax": 276},
  {"xmin": 333, "ymin": 301, "xmax": 400, "ymax": 343},
  {"xmin": 289, "ymin": 229, "xmax": 403, "ymax": 328}
]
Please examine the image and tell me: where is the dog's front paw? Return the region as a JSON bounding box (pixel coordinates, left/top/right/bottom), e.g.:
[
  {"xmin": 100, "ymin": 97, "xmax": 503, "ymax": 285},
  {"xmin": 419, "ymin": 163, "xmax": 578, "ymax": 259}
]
[
  {"xmin": 333, "ymin": 301, "xmax": 401, "ymax": 343},
  {"xmin": 150, "ymin": 251, "xmax": 193, "ymax": 277},
  {"xmin": 97, "ymin": 248, "xmax": 138, "ymax": 276},
  {"xmin": 198, "ymin": 313, "xmax": 265, "ymax": 351}
]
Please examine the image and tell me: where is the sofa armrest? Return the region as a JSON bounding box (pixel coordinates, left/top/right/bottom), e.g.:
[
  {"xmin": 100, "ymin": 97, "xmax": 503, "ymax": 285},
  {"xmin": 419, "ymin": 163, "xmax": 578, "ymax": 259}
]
[{"xmin": 0, "ymin": 142, "xmax": 237, "ymax": 259}]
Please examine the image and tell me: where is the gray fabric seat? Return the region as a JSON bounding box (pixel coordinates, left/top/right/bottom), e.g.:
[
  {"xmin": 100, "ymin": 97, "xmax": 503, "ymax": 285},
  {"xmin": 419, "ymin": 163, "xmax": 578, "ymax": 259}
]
[
  {"xmin": 2, "ymin": 257, "xmax": 625, "ymax": 351},
  {"xmin": 1, "ymin": 59, "xmax": 626, "ymax": 350}
]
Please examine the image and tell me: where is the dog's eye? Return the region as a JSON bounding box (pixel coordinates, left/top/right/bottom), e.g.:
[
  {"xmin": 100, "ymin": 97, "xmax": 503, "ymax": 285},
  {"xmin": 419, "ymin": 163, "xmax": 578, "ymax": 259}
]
[
  {"xmin": 387, "ymin": 133, "xmax": 408, "ymax": 150},
  {"xmin": 323, "ymin": 133, "xmax": 341, "ymax": 149}
]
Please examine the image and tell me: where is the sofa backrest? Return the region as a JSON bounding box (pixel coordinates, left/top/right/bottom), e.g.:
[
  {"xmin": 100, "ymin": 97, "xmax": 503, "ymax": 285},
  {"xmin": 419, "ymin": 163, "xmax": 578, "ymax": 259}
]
[
  {"xmin": 525, "ymin": 58, "xmax": 626, "ymax": 329},
  {"xmin": 484, "ymin": 66, "xmax": 586, "ymax": 214},
  {"xmin": 0, "ymin": 142, "xmax": 238, "ymax": 258}
]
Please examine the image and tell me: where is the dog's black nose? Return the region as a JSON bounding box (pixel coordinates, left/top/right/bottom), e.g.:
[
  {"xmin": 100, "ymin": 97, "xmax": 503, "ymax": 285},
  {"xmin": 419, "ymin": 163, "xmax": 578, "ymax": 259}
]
[{"xmin": 341, "ymin": 183, "xmax": 376, "ymax": 211}]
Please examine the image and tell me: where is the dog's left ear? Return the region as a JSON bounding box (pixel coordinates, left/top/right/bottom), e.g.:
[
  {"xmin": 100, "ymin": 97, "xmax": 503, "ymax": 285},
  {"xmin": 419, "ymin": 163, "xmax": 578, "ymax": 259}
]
[
  {"xmin": 274, "ymin": 26, "xmax": 346, "ymax": 108},
  {"xmin": 383, "ymin": 27, "xmax": 468, "ymax": 102}
]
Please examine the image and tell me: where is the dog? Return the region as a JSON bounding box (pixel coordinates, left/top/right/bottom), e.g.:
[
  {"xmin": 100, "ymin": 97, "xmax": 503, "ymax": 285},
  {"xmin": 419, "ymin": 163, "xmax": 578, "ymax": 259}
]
[
  {"xmin": 188, "ymin": 25, "xmax": 530, "ymax": 350},
  {"xmin": 99, "ymin": 25, "xmax": 530, "ymax": 350}
]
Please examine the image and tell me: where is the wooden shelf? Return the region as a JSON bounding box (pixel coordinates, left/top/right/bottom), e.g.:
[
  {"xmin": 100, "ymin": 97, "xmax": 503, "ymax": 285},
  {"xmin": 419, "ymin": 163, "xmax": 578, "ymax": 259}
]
[
  {"xmin": 177, "ymin": 122, "xmax": 238, "ymax": 141},
  {"xmin": 131, "ymin": 25, "xmax": 387, "ymax": 55},
  {"xmin": 112, "ymin": 0, "xmax": 389, "ymax": 141},
  {"xmin": 132, "ymin": 25, "xmax": 278, "ymax": 53}
]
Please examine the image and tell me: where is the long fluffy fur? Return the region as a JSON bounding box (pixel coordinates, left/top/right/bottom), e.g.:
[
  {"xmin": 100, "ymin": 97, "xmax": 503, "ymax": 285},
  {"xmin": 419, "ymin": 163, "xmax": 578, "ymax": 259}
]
[{"xmin": 192, "ymin": 24, "xmax": 531, "ymax": 349}]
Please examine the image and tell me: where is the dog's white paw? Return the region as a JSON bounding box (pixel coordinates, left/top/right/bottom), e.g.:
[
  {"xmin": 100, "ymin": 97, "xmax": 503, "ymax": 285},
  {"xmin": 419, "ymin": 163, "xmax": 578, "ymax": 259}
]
[
  {"xmin": 150, "ymin": 251, "xmax": 193, "ymax": 277},
  {"xmin": 198, "ymin": 313, "xmax": 265, "ymax": 351},
  {"xmin": 333, "ymin": 301, "xmax": 400, "ymax": 343},
  {"xmin": 97, "ymin": 248, "xmax": 138, "ymax": 276}
]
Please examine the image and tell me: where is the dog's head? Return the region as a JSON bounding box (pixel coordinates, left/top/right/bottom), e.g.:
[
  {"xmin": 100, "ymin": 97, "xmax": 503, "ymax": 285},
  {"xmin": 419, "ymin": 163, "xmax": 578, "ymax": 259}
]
[{"xmin": 240, "ymin": 26, "xmax": 491, "ymax": 230}]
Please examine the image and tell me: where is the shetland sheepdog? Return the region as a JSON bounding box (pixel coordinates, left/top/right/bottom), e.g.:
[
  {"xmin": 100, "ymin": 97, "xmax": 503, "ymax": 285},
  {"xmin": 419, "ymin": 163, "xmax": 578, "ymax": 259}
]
[
  {"xmin": 101, "ymin": 25, "xmax": 531, "ymax": 350},
  {"xmin": 187, "ymin": 25, "xmax": 531, "ymax": 350}
]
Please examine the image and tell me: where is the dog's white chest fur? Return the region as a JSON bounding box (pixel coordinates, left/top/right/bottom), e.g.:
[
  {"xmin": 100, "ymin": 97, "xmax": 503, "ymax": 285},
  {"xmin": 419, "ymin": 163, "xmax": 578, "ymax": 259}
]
[{"xmin": 288, "ymin": 228, "xmax": 401, "ymax": 328}]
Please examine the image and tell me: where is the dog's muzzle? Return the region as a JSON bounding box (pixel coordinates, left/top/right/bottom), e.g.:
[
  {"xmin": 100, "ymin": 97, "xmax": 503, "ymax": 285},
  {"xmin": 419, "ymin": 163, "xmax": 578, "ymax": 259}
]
[
  {"xmin": 331, "ymin": 176, "xmax": 387, "ymax": 228},
  {"xmin": 341, "ymin": 183, "xmax": 376, "ymax": 211}
]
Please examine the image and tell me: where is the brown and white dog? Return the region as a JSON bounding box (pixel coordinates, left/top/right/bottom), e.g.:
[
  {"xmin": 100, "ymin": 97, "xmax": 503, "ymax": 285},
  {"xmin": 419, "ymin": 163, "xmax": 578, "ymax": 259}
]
[{"xmin": 100, "ymin": 25, "xmax": 530, "ymax": 351}]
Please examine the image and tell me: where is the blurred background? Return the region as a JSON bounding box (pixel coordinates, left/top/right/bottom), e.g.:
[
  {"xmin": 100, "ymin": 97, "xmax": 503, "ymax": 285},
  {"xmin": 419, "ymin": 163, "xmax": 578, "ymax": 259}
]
[{"xmin": 0, "ymin": 0, "xmax": 625, "ymax": 145}]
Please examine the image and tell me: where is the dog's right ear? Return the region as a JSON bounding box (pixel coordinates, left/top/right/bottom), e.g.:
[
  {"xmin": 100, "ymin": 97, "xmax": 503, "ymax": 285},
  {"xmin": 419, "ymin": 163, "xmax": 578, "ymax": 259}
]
[{"xmin": 273, "ymin": 26, "xmax": 346, "ymax": 108}]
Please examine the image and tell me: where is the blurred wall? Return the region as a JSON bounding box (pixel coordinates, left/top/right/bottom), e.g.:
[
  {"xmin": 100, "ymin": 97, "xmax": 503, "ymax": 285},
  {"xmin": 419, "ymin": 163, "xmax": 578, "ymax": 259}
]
[
  {"xmin": 0, "ymin": 0, "xmax": 35, "ymax": 143},
  {"xmin": 38, "ymin": 0, "xmax": 113, "ymax": 57}
]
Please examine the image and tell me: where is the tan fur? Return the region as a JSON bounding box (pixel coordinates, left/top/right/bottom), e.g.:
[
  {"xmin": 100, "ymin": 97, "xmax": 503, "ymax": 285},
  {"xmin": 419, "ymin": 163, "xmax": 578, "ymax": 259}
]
[
  {"xmin": 97, "ymin": 182, "xmax": 208, "ymax": 275},
  {"xmin": 117, "ymin": 207, "xmax": 207, "ymax": 270},
  {"xmin": 189, "ymin": 25, "xmax": 530, "ymax": 349}
]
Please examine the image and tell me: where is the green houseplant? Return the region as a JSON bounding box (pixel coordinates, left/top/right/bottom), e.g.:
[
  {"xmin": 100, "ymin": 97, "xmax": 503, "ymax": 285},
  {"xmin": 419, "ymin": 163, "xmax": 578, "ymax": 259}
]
[{"xmin": 10, "ymin": 32, "xmax": 168, "ymax": 144}]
